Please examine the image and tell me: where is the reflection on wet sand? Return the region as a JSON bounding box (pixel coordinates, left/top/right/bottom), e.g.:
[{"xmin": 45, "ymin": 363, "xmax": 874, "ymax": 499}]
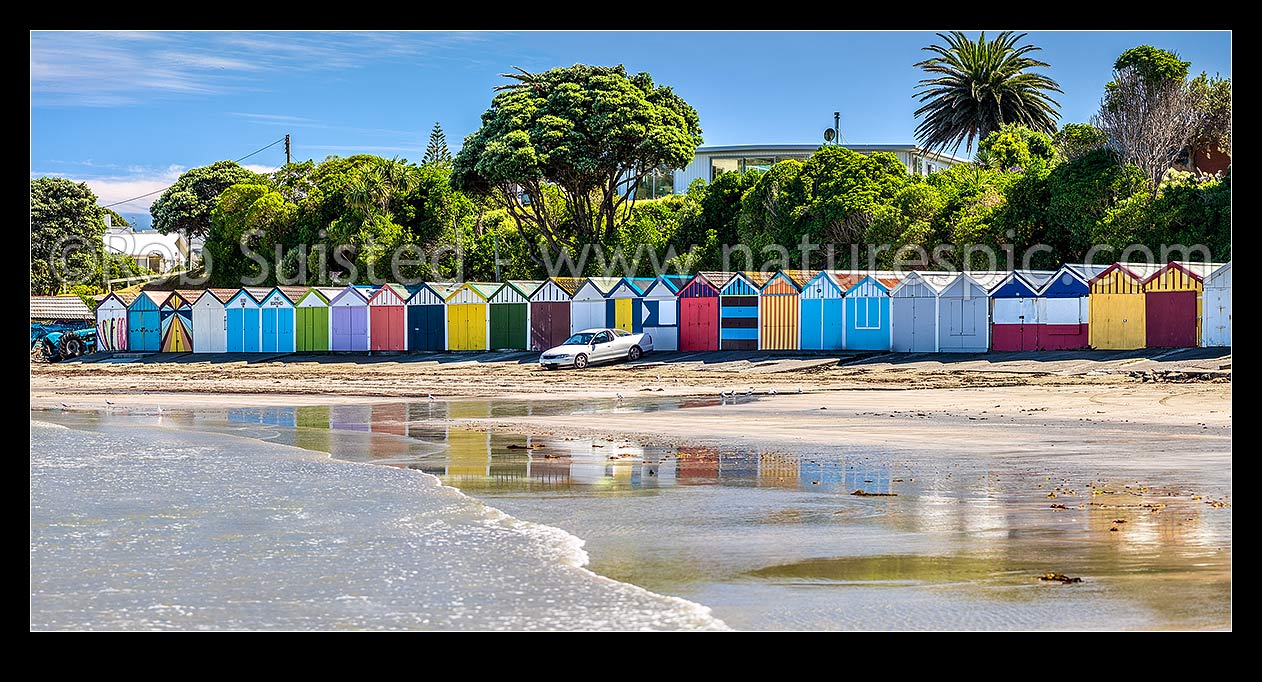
[{"xmin": 94, "ymin": 396, "xmax": 1228, "ymax": 629}]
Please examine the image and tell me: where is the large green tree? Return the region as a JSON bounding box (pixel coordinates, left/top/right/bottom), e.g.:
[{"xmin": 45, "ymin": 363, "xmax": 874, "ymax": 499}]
[
  {"xmin": 30, "ymin": 177, "xmax": 106, "ymax": 295},
  {"xmin": 452, "ymin": 64, "xmax": 703, "ymax": 263},
  {"xmin": 737, "ymin": 146, "xmax": 911, "ymax": 266},
  {"xmin": 913, "ymin": 31, "xmax": 1062, "ymax": 154},
  {"xmin": 150, "ymin": 160, "xmax": 261, "ymax": 242},
  {"xmin": 1110, "ymin": 45, "xmax": 1191, "ymax": 89}
]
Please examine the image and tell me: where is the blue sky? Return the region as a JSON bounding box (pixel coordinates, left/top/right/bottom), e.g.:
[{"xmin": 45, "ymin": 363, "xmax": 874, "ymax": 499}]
[{"xmin": 31, "ymin": 30, "xmax": 1231, "ymax": 223}]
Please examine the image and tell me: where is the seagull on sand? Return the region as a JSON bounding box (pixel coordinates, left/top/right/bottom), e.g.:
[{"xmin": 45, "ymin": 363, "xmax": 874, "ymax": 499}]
[
  {"xmin": 105, "ymin": 400, "xmax": 115, "ymax": 405},
  {"xmin": 59, "ymin": 403, "xmax": 69, "ymax": 408},
  {"xmin": 428, "ymin": 394, "xmax": 435, "ymax": 401},
  {"xmin": 745, "ymin": 388, "xmax": 754, "ymax": 397},
  {"xmin": 616, "ymin": 393, "xmax": 624, "ymax": 401},
  {"xmin": 797, "ymin": 387, "xmax": 802, "ymax": 394},
  {"xmin": 769, "ymin": 388, "xmax": 778, "ymax": 396}
]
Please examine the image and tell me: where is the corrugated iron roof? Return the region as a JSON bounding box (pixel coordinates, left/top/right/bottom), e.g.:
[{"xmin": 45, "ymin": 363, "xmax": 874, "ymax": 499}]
[{"xmin": 30, "ymin": 296, "xmax": 94, "ymax": 321}]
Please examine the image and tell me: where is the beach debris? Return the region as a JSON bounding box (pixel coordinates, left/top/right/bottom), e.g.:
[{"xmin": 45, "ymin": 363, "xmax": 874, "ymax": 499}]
[
  {"xmin": 797, "ymin": 387, "xmax": 802, "ymax": 394},
  {"xmin": 1046, "ymin": 492, "xmax": 1057, "ymax": 499},
  {"xmin": 1038, "ymin": 573, "xmax": 1082, "ymax": 584},
  {"xmin": 1050, "ymin": 504, "xmax": 1068, "ymax": 509},
  {"xmin": 543, "ymin": 453, "xmax": 559, "ymax": 459},
  {"xmin": 819, "ymin": 407, "xmax": 827, "ymax": 410},
  {"xmin": 851, "ymin": 490, "xmax": 898, "ymax": 497},
  {"xmin": 1109, "ymin": 526, "xmax": 1120, "ymax": 532},
  {"xmin": 1207, "ymin": 499, "xmax": 1231, "ymax": 508},
  {"xmin": 506, "ymin": 444, "xmax": 530, "ymax": 449}
]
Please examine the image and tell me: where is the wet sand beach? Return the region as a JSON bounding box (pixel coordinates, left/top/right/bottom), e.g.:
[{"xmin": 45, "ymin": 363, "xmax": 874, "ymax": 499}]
[{"xmin": 31, "ymin": 353, "xmax": 1231, "ymax": 630}]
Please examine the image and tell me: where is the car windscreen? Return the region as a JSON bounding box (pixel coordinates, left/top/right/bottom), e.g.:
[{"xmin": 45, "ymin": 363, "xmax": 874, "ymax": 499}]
[{"xmin": 562, "ymin": 333, "xmax": 596, "ymax": 345}]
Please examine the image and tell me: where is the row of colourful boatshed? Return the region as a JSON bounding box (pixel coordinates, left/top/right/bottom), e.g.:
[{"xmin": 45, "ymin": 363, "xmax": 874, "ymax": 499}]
[{"xmin": 93, "ymin": 261, "xmax": 1231, "ymax": 355}]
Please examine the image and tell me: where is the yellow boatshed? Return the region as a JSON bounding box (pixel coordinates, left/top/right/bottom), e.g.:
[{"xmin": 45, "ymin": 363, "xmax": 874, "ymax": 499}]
[{"xmin": 1088, "ymin": 263, "xmax": 1161, "ymax": 350}]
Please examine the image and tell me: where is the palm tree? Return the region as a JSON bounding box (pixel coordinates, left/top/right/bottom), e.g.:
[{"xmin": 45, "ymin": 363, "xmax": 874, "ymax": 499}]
[
  {"xmin": 347, "ymin": 157, "xmax": 419, "ymax": 219},
  {"xmin": 913, "ymin": 31, "xmax": 1063, "ymax": 154}
]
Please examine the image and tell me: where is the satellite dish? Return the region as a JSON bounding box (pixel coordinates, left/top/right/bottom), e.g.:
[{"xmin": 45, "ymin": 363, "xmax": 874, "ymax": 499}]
[{"xmin": 823, "ymin": 128, "xmax": 836, "ymax": 143}]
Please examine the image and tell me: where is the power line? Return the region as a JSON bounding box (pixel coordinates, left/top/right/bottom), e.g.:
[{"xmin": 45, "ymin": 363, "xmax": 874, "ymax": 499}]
[
  {"xmin": 102, "ymin": 137, "xmax": 287, "ymax": 209},
  {"xmin": 235, "ymin": 137, "xmax": 286, "ymax": 164}
]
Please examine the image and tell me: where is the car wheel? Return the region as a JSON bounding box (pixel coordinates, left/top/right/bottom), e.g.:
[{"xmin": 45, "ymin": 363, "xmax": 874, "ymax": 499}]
[
  {"xmin": 573, "ymin": 354, "xmax": 589, "ymax": 369},
  {"xmin": 59, "ymin": 333, "xmax": 85, "ymax": 359},
  {"xmin": 627, "ymin": 345, "xmax": 643, "ymax": 361}
]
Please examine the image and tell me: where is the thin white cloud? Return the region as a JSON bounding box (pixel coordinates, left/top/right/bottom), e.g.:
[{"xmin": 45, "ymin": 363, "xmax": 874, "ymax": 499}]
[
  {"xmin": 31, "ymin": 165, "xmax": 186, "ymax": 213},
  {"xmin": 31, "ymin": 162, "xmax": 279, "ymax": 214},
  {"xmin": 31, "ymin": 31, "xmax": 490, "ymax": 108}
]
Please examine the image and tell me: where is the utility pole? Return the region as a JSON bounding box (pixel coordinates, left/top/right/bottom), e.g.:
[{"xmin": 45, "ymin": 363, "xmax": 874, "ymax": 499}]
[
  {"xmin": 833, "ymin": 112, "xmax": 841, "ymax": 145},
  {"xmin": 284, "ymin": 134, "xmax": 291, "ymax": 165}
]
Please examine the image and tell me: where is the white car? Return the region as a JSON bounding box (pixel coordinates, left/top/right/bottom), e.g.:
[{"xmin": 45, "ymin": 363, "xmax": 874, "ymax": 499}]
[{"xmin": 539, "ymin": 328, "xmax": 654, "ymax": 370}]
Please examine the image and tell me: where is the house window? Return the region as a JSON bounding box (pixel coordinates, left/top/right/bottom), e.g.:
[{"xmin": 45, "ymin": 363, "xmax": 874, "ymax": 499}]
[
  {"xmin": 740, "ymin": 157, "xmax": 775, "ymax": 174},
  {"xmin": 711, "ymin": 158, "xmax": 739, "ymax": 180}
]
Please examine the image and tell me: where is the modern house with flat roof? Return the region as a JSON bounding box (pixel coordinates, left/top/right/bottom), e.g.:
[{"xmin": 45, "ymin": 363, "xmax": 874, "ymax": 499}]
[
  {"xmin": 103, "ymin": 213, "xmax": 190, "ymax": 273},
  {"xmin": 662, "ymin": 144, "xmax": 970, "ymax": 196}
]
